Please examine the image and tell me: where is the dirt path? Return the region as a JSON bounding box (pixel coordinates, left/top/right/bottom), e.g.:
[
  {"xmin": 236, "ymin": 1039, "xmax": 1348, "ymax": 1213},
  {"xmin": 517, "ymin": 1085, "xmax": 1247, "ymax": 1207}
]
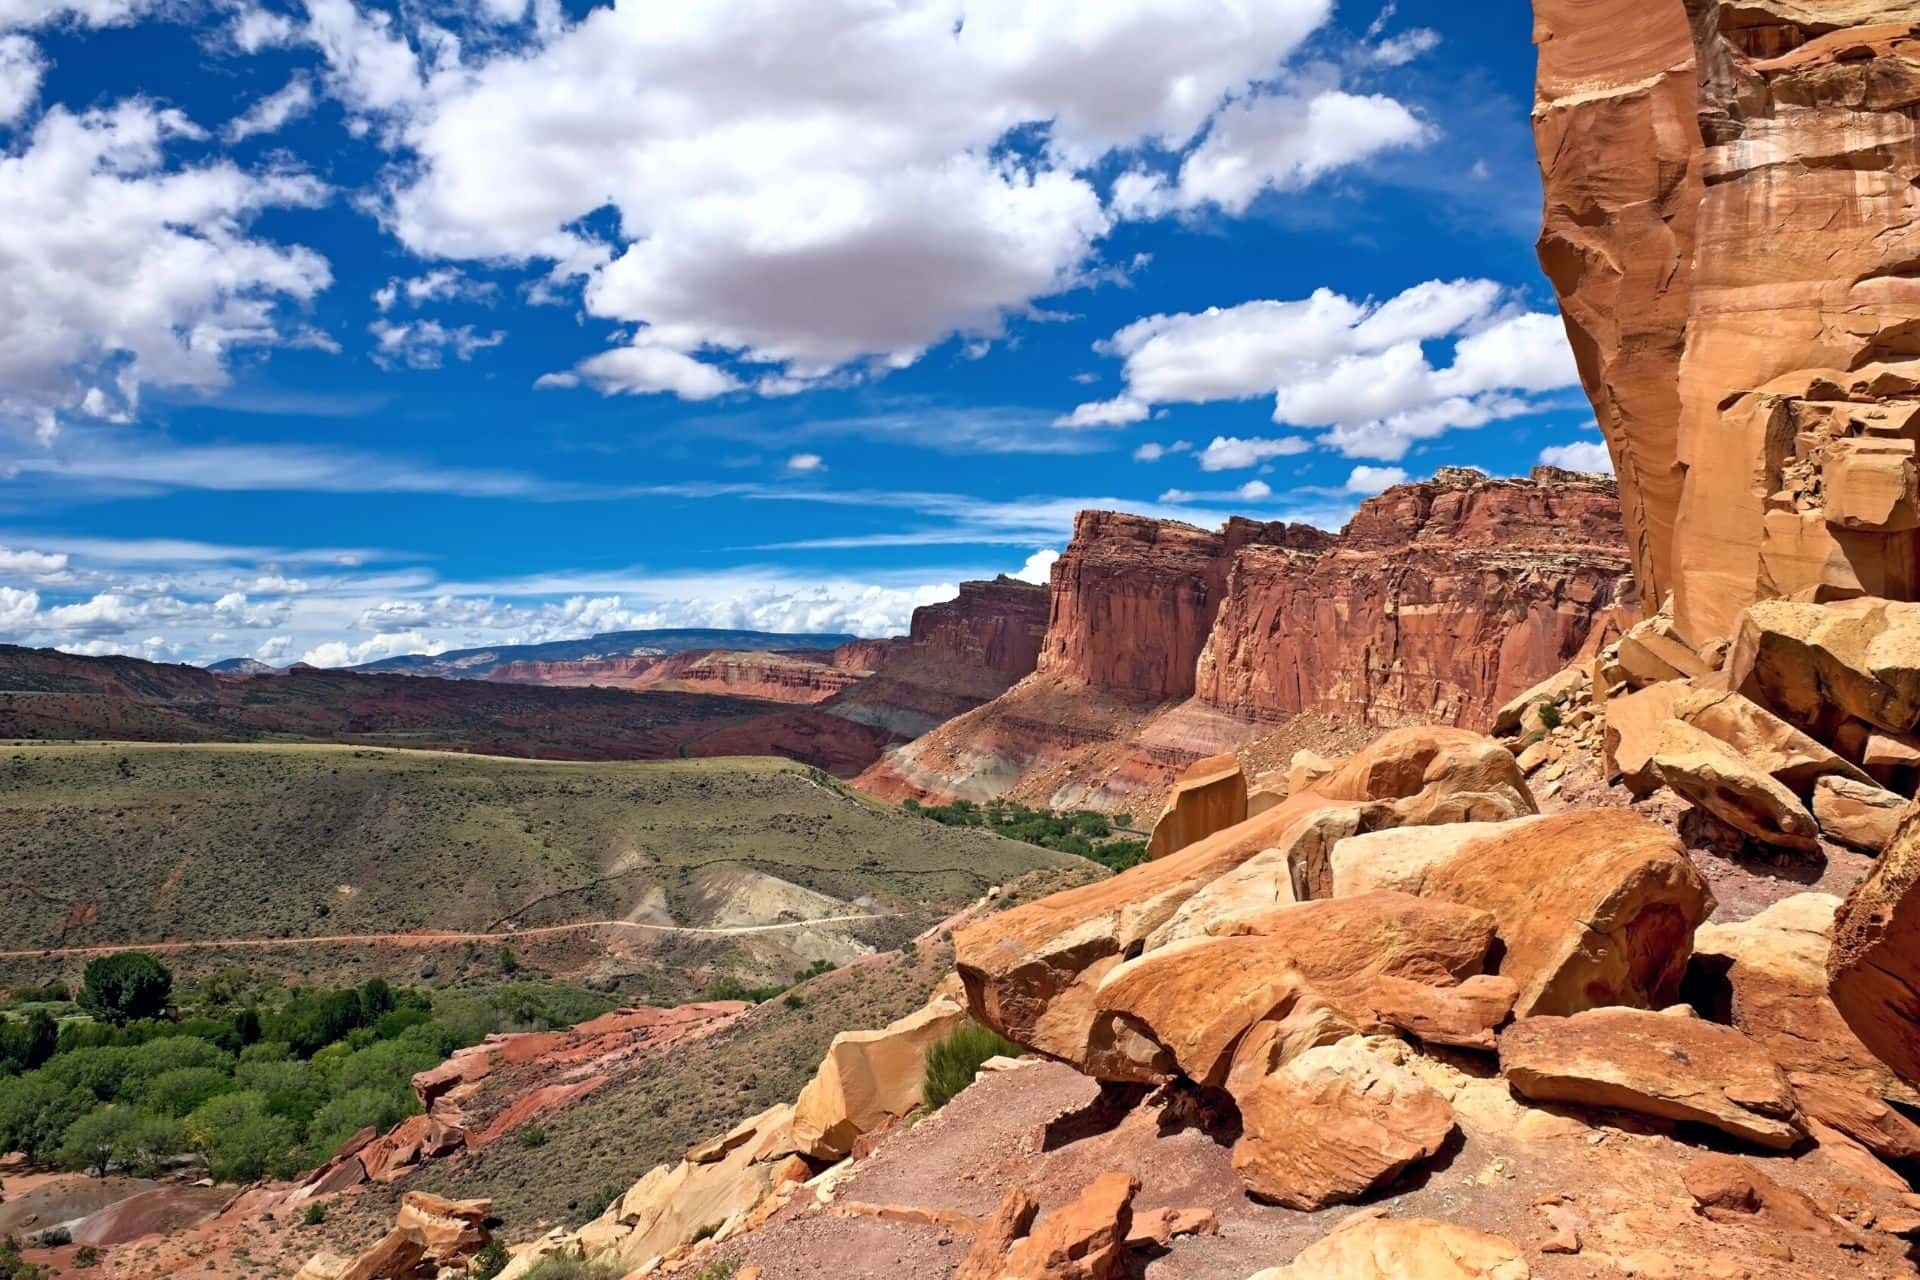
[{"xmin": 0, "ymin": 912, "xmax": 894, "ymax": 960}]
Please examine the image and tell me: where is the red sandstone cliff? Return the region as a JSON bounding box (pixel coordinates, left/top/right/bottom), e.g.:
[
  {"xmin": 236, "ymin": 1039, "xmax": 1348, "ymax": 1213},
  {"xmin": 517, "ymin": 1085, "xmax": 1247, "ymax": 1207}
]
[
  {"xmin": 857, "ymin": 468, "xmax": 1633, "ymax": 813},
  {"xmin": 824, "ymin": 577, "xmax": 1048, "ymax": 737},
  {"xmin": 1037, "ymin": 514, "xmax": 1331, "ymax": 701},
  {"xmin": 1533, "ymin": 0, "xmax": 1920, "ymax": 642},
  {"xmin": 1193, "ymin": 468, "xmax": 1631, "ymax": 724}
]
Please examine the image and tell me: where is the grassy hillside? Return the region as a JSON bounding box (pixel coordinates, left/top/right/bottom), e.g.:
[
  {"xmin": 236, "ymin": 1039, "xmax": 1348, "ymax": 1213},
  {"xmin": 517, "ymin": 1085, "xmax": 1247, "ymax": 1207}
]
[{"xmin": 0, "ymin": 744, "xmax": 1084, "ymax": 958}]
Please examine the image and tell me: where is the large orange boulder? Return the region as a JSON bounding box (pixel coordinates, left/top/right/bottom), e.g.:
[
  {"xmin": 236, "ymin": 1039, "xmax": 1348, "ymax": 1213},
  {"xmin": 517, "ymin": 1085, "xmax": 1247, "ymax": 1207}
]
[
  {"xmin": 1415, "ymin": 810, "xmax": 1713, "ymax": 1016},
  {"xmin": 1499, "ymin": 1008, "xmax": 1805, "ymax": 1149},
  {"xmin": 1728, "ymin": 598, "xmax": 1920, "ymax": 742},
  {"xmin": 1231, "ymin": 1038, "xmax": 1455, "ymax": 1210},
  {"xmin": 1647, "ymin": 718, "xmax": 1821, "ymax": 853},
  {"xmin": 954, "ymin": 727, "xmax": 1532, "ymax": 1066},
  {"xmin": 1695, "ymin": 894, "xmax": 1914, "ymax": 1107},
  {"xmin": 1087, "ymin": 894, "xmax": 1498, "ymax": 1084},
  {"xmin": 789, "ymin": 994, "xmax": 967, "ymax": 1159},
  {"xmin": 1830, "ymin": 803, "xmax": 1920, "ymax": 1088},
  {"xmin": 1813, "ymin": 775, "xmax": 1907, "ymax": 853},
  {"xmin": 1146, "ymin": 753, "xmax": 1247, "ymax": 858}
]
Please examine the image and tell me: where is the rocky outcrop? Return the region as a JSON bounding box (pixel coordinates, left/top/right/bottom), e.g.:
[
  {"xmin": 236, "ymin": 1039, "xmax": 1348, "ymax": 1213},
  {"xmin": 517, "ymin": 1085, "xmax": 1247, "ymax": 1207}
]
[
  {"xmin": 295, "ymin": 1193, "xmax": 491, "ymax": 1280},
  {"xmin": 1531, "ymin": 0, "xmax": 1700, "ymax": 614},
  {"xmin": 860, "ymin": 469, "xmax": 1632, "ymax": 814},
  {"xmin": 1039, "ymin": 511, "xmax": 1332, "ymax": 703},
  {"xmin": 1534, "ymin": 0, "xmax": 1920, "ymax": 644},
  {"xmin": 1194, "ymin": 468, "xmax": 1632, "ymax": 727},
  {"xmin": 825, "ymin": 577, "xmax": 1049, "ymax": 739},
  {"xmin": 1831, "ymin": 802, "xmax": 1920, "ymax": 1088},
  {"xmin": 953, "ymin": 727, "xmax": 1536, "ymax": 1073},
  {"xmin": 788, "ymin": 994, "xmax": 967, "ymax": 1160},
  {"xmin": 1145, "ymin": 754, "xmax": 1246, "ymax": 857}
]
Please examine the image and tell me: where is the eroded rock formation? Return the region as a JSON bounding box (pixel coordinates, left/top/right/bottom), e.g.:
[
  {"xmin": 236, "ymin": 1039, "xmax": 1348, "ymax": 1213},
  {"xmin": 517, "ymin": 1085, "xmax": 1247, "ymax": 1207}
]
[
  {"xmin": 859, "ymin": 468, "xmax": 1633, "ymax": 814},
  {"xmin": 1535, "ymin": 0, "xmax": 1920, "ymax": 643}
]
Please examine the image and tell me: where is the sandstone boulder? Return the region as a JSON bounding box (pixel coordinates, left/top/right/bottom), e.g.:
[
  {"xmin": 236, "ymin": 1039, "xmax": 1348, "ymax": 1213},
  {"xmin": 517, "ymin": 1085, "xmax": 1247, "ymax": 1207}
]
[
  {"xmin": 573, "ymin": 1104, "xmax": 804, "ymax": 1273},
  {"xmin": 956, "ymin": 727, "xmax": 1533, "ymax": 1066},
  {"xmin": 953, "ymin": 1188, "xmax": 1040, "ymax": 1280},
  {"xmin": 1694, "ymin": 894, "xmax": 1913, "ymax": 1106},
  {"xmin": 1248, "ymin": 1216, "xmax": 1528, "ymax": 1280},
  {"xmin": 790, "ymin": 994, "xmax": 966, "ymax": 1160},
  {"xmin": 299, "ymin": 1192, "xmax": 493, "ymax": 1280},
  {"xmin": 1600, "ymin": 679, "xmax": 1686, "ymax": 788},
  {"xmin": 1328, "ymin": 820, "xmax": 1546, "ymax": 898},
  {"xmin": 1286, "ymin": 750, "xmax": 1335, "ymax": 796},
  {"xmin": 1089, "ymin": 894, "xmax": 1498, "ymax": 1084},
  {"xmin": 1230, "ymin": 1038, "xmax": 1456, "ymax": 1210},
  {"xmin": 1683, "ymin": 1155, "xmax": 1836, "ymax": 1240},
  {"xmin": 1147, "ymin": 754, "xmax": 1247, "ymax": 858},
  {"xmin": 1830, "ymin": 803, "xmax": 1920, "ymax": 1088},
  {"xmin": 998, "ymin": 1171, "xmax": 1137, "ymax": 1280},
  {"xmin": 1813, "ymin": 775, "xmax": 1907, "ymax": 852},
  {"xmin": 1728, "ymin": 598, "xmax": 1920, "ymax": 741},
  {"xmin": 1416, "ymin": 810, "xmax": 1713, "ymax": 1016},
  {"xmin": 1672, "ymin": 687, "xmax": 1870, "ymax": 795},
  {"xmin": 1499, "ymin": 1008, "xmax": 1805, "ymax": 1149},
  {"xmin": 1648, "ymin": 718, "xmax": 1821, "ymax": 852},
  {"xmin": 1618, "ymin": 615, "xmax": 1710, "ymax": 686},
  {"xmin": 1147, "ymin": 805, "xmax": 1365, "ymax": 946},
  {"xmin": 1492, "ymin": 665, "xmax": 1589, "ymax": 737}
]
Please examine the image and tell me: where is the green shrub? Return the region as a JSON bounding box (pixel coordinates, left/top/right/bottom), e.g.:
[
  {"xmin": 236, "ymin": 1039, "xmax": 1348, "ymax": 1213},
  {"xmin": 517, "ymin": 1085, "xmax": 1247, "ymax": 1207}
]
[
  {"xmin": 471, "ymin": 1241, "xmax": 509, "ymax": 1280},
  {"xmin": 302, "ymin": 1203, "xmax": 327, "ymax": 1227},
  {"xmin": 183, "ymin": 1091, "xmax": 303, "ymax": 1182},
  {"xmin": 689, "ymin": 1259, "xmax": 739, "ymax": 1280},
  {"xmin": 79, "ymin": 953, "xmax": 172, "ymax": 1025},
  {"xmin": 1537, "ymin": 700, "xmax": 1563, "ymax": 729},
  {"xmin": 70, "ymin": 1246, "xmax": 101, "ymax": 1269},
  {"xmin": 922, "ymin": 1023, "xmax": 1023, "ymax": 1112},
  {"xmin": 518, "ymin": 1123, "xmax": 549, "ymax": 1148},
  {"xmin": 0, "ymin": 1235, "xmax": 44, "ymax": 1280}
]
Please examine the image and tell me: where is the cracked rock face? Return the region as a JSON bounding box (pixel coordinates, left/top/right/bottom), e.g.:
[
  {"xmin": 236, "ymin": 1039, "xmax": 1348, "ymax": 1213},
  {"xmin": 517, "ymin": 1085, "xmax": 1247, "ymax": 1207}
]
[{"xmin": 1534, "ymin": 0, "xmax": 1920, "ymax": 643}]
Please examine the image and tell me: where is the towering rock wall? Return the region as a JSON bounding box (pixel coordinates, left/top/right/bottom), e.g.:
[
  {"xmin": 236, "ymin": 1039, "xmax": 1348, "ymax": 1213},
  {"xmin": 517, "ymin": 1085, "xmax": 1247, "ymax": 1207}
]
[
  {"xmin": 819, "ymin": 577, "xmax": 1050, "ymax": 740},
  {"xmin": 1533, "ymin": 0, "xmax": 1920, "ymax": 642},
  {"xmin": 909, "ymin": 576, "xmax": 1048, "ymax": 682},
  {"xmin": 1194, "ymin": 468, "xmax": 1632, "ymax": 725},
  {"xmin": 1037, "ymin": 511, "xmax": 1332, "ymax": 702},
  {"xmin": 857, "ymin": 469, "xmax": 1633, "ymax": 813},
  {"xmin": 1532, "ymin": 0, "xmax": 1702, "ymax": 615}
]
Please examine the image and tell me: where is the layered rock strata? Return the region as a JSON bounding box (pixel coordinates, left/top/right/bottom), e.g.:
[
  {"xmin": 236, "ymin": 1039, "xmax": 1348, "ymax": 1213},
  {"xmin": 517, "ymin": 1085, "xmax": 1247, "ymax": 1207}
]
[
  {"xmin": 859, "ymin": 468, "xmax": 1633, "ymax": 813},
  {"xmin": 1534, "ymin": 0, "xmax": 1920, "ymax": 643}
]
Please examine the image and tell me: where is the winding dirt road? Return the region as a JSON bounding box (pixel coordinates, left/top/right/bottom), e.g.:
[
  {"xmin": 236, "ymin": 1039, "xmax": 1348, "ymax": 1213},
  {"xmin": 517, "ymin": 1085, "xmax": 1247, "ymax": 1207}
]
[{"xmin": 0, "ymin": 912, "xmax": 894, "ymax": 961}]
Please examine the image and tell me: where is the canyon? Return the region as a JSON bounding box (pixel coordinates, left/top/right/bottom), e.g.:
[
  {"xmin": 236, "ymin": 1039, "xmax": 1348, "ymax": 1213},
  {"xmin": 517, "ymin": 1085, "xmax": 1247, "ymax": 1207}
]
[{"xmin": 860, "ymin": 466, "xmax": 1634, "ymax": 816}]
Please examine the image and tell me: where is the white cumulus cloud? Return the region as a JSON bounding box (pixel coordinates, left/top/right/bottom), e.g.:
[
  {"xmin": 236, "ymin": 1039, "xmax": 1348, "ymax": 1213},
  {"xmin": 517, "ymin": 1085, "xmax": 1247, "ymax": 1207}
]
[{"xmin": 1072, "ymin": 279, "xmax": 1580, "ymax": 463}]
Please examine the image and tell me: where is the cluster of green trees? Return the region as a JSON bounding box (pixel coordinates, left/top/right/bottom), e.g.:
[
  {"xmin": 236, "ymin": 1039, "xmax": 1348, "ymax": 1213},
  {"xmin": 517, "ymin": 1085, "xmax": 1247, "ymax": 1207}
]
[
  {"xmin": 0, "ymin": 953, "xmax": 613, "ymax": 1185},
  {"xmin": 903, "ymin": 798, "xmax": 1148, "ymax": 873}
]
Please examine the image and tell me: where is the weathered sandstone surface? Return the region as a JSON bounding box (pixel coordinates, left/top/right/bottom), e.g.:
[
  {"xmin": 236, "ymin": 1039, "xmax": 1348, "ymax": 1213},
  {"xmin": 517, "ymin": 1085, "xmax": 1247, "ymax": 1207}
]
[{"xmin": 1535, "ymin": 0, "xmax": 1920, "ymax": 643}]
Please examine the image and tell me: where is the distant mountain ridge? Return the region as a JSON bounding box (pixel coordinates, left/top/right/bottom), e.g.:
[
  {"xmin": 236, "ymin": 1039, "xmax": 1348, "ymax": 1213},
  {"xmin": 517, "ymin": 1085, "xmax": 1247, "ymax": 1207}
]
[
  {"xmin": 350, "ymin": 628, "xmax": 862, "ymax": 679},
  {"xmin": 205, "ymin": 657, "xmax": 276, "ymax": 675}
]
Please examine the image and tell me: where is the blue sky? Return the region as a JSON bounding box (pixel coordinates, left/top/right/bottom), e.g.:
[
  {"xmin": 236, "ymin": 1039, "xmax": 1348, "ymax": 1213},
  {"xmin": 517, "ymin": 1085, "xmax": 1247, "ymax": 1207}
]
[{"xmin": 0, "ymin": 0, "xmax": 1606, "ymax": 666}]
